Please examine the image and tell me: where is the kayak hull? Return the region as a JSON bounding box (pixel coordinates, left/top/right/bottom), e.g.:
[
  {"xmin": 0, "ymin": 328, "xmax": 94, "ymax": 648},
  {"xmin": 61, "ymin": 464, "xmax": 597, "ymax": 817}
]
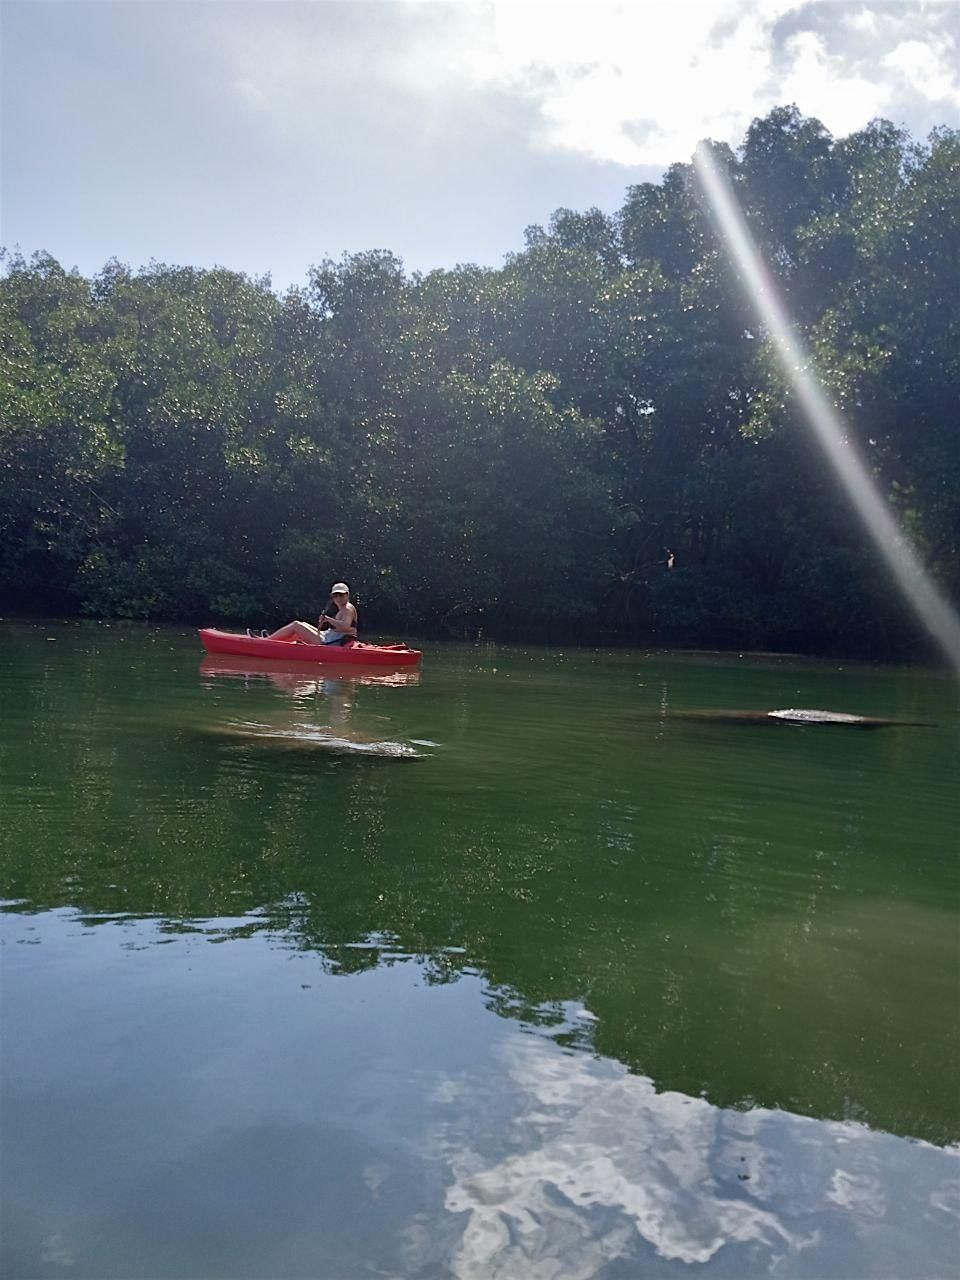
[{"xmin": 198, "ymin": 628, "xmax": 422, "ymax": 666}]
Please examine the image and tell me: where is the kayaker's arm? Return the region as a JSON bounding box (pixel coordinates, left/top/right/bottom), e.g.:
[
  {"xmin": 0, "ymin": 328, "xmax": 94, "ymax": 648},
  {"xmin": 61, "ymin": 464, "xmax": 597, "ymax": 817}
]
[{"xmin": 323, "ymin": 603, "xmax": 358, "ymax": 637}]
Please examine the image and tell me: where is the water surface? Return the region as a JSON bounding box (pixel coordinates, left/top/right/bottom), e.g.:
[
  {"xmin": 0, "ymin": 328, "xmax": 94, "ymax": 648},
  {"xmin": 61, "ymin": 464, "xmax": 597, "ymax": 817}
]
[{"xmin": 2, "ymin": 622, "xmax": 958, "ymax": 1278}]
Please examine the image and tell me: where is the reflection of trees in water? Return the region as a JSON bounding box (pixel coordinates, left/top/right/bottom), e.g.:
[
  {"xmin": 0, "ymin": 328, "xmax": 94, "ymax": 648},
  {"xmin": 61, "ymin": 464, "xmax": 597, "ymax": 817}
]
[{"xmin": 3, "ymin": 679, "xmax": 957, "ymax": 1145}]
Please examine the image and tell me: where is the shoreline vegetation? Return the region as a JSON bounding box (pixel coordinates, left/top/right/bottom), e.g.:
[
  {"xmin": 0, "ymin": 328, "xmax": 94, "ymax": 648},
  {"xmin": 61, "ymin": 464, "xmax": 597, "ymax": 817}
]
[
  {"xmin": 2, "ymin": 107, "xmax": 957, "ymax": 662},
  {"xmin": 1, "ymin": 617, "xmax": 948, "ymax": 678}
]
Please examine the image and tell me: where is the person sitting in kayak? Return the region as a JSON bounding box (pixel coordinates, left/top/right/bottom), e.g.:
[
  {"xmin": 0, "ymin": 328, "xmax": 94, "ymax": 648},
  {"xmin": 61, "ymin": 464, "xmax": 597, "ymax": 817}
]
[{"xmin": 263, "ymin": 583, "xmax": 358, "ymax": 646}]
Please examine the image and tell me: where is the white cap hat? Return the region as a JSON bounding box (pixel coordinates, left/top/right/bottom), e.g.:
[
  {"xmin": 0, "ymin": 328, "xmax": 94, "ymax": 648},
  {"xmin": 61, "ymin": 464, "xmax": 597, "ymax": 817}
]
[{"xmin": 330, "ymin": 582, "xmax": 350, "ymax": 596}]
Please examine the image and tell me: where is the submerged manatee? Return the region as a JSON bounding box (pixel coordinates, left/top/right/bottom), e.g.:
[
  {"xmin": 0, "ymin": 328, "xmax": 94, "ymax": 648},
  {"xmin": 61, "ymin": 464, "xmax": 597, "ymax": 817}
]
[{"xmin": 203, "ymin": 721, "xmax": 422, "ymax": 758}]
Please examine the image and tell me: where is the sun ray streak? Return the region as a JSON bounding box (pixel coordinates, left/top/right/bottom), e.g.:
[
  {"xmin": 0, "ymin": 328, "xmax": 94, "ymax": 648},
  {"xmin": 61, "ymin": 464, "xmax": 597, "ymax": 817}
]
[{"xmin": 693, "ymin": 143, "xmax": 960, "ymax": 674}]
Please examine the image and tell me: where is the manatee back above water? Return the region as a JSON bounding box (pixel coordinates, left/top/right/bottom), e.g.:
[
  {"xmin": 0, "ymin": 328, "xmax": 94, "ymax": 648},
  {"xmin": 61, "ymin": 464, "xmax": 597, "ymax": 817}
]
[
  {"xmin": 658, "ymin": 709, "xmax": 935, "ymax": 729},
  {"xmin": 768, "ymin": 708, "xmax": 899, "ymax": 726}
]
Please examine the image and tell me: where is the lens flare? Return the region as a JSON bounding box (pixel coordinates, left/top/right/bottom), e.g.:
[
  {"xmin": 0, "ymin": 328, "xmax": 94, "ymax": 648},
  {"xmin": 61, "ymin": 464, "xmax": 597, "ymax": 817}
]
[{"xmin": 693, "ymin": 142, "xmax": 960, "ymax": 674}]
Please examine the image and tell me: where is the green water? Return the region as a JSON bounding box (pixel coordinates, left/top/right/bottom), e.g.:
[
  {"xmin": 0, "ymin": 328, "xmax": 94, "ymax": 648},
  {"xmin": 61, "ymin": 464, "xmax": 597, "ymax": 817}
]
[{"xmin": 2, "ymin": 621, "xmax": 958, "ymax": 1279}]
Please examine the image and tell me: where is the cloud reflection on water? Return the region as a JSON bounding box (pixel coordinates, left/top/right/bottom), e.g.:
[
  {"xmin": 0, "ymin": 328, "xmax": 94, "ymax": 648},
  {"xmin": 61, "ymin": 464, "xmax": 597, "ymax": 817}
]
[
  {"xmin": 3, "ymin": 909, "xmax": 958, "ymax": 1278},
  {"xmin": 442, "ymin": 1033, "xmax": 959, "ymax": 1279}
]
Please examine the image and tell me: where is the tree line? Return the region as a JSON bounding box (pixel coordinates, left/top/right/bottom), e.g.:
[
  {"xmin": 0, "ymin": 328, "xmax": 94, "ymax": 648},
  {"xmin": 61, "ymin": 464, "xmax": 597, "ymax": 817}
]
[{"xmin": 2, "ymin": 106, "xmax": 957, "ymax": 657}]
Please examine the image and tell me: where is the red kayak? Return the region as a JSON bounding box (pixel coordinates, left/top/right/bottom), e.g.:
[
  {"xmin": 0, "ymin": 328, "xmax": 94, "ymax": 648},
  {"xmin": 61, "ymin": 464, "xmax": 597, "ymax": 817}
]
[{"xmin": 198, "ymin": 628, "xmax": 422, "ymax": 667}]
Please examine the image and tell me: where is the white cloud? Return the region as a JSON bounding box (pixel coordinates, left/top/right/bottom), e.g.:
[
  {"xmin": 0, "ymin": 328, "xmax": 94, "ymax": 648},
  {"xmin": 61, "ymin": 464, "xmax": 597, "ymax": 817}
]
[
  {"xmin": 430, "ymin": 1, "xmax": 960, "ymax": 164},
  {"xmin": 883, "ymin": 37, "xmax": 960, "ymax": 108},
  {"xmin": 5, "ymin": 2, "xmax": 958, "ymax": 284},
  {"xmin": 847, "ymin": 6, "xmax": 879, "ymax": 36},
  {"xmin": 215, "ymin": 2, "xmax": 959, "ymax": 169},
  {"xmin": 450, "ymin": 1, "xmax": 782, "ymax": 164},
  {"xmin": 778, "ymin": 30, "xmax": 889, "ymax": 137}
]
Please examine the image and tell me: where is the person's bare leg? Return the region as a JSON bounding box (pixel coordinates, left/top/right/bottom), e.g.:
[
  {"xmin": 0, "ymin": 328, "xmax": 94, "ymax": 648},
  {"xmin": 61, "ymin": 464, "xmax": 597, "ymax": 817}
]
[
  {"xmin": 264, "ymin": 622, "xmax": 298, "ymax": 641},
  {"xmin": 265, "ymin": 621, "xmax": 323, "ymax": 644}
]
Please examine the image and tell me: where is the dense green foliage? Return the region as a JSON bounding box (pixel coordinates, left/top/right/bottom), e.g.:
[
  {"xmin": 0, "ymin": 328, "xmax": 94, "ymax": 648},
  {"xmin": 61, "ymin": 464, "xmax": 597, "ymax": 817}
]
[{"xmin": 2, "ymin": 108, "xmax": 957, "ymax": 655}]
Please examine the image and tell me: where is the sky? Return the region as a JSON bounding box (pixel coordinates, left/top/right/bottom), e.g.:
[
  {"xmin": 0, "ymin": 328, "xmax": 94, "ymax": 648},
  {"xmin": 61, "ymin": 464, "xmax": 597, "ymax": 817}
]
[{"xmin": 2, "ymin": 0, "xmax": 959, "ymax": 291}]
